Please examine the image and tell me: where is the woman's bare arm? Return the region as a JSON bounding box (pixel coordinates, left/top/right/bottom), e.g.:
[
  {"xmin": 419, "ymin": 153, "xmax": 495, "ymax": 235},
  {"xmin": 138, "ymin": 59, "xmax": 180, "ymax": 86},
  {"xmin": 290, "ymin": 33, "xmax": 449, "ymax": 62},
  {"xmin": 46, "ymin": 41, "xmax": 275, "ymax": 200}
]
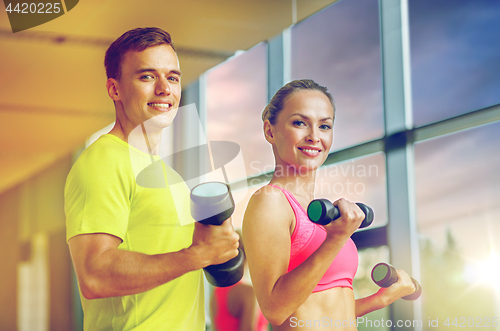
[{"xmin": 243, "ymin": 186, "xmax": 363, "ymax": 325}]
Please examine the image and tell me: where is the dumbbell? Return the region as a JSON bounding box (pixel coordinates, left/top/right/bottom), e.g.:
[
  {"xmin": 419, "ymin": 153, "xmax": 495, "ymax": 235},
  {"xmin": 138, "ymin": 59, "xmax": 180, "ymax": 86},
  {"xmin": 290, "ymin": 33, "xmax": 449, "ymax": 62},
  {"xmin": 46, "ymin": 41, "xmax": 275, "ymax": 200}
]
[
  {"xmin": 307, "ymin": 198, "xmax": 374, "ymax": 228},
  {"xmin": 190, "ymin": 181, "xmax": 244, "ymax": 287},
  {"xmin": 371, "ymin": 262, "xmax": 422, "ymax": 300}
]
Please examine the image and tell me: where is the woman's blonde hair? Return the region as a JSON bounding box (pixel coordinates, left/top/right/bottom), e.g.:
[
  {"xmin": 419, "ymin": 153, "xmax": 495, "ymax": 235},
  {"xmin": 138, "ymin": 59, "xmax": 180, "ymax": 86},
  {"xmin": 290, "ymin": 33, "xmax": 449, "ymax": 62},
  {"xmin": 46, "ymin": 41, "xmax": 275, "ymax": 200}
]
[{"xmin": 262, "ymin": 79, "xmax": 335, "ymax": 125}]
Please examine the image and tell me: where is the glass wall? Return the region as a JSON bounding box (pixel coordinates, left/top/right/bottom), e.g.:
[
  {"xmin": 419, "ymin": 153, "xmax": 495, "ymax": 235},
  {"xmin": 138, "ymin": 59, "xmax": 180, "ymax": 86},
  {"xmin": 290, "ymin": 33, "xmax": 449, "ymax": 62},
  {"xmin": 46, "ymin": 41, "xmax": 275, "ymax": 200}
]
[
  {"xmin": 291, "ymin": 0, "xmax": 384, "ymax": 151},
  {"xmin": 315, "ymin": 153, "xmax": 388, "ymax": 228},
  {"xmin": 191, "ymin": 0, "xmax": 500, "ymax": 329},
  {"xmin": 205, "ymin": 43, "xmax": 269, "ymax": 228},
  {"xmin": 206, "ymin": 43, "xmax": 270, "ymax": 180},
  {"xmin": 415, "ymin": 121, "xmax": 500, "ymax": 324},
  {"xmin": 355, "ymin": 246, "xmax": 390, "ymax": 331},
  {"xmin": 410, "ymin": 0, "xmax": 500, "ymax": 126}
]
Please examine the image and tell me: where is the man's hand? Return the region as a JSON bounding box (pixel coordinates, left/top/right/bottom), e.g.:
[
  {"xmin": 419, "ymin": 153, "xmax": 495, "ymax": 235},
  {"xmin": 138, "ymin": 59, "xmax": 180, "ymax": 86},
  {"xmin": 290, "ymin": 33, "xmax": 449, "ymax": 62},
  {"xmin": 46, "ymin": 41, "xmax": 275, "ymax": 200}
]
[{"xmin": 190, "ymin": 218, "xmax": 240, "ymax": 268}]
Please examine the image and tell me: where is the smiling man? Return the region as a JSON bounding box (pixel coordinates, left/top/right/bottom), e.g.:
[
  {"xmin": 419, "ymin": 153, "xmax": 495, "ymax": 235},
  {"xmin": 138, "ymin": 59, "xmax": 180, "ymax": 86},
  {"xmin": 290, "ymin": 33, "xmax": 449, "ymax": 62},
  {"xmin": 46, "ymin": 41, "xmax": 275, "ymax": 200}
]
[{"xmin": 64, "ymin": 27, "xmax": 239, "ymax": 331}]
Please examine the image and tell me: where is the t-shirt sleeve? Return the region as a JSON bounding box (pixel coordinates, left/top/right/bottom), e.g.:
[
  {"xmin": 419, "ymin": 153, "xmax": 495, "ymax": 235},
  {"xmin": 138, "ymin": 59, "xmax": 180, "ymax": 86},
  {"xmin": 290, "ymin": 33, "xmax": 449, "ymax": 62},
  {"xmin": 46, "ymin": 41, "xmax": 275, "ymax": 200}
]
[{"xmin": 65, "ymin": 147, "xmax": 132, "ymax": 242}]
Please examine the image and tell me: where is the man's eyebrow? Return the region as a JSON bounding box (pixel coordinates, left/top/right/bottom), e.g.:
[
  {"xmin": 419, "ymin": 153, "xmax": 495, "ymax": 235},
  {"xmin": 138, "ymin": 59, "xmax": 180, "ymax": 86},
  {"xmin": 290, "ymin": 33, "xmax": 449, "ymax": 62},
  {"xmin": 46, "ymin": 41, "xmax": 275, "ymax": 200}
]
[
  {"xmin": 170, "ymin": 69, "xmax": 182, "ymax": 77},
  {"xmin": 135, "ymin": 68, "xmax": 182, "ymax": 77}
]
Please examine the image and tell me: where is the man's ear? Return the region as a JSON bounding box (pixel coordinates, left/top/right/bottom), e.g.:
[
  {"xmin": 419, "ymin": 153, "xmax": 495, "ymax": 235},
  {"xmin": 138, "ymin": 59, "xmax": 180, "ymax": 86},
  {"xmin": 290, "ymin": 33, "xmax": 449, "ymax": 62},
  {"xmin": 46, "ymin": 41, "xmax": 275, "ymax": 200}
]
[
  {"xmin": 263, "ymin": 119, "xmax": 275, "ymax": 144},
  {"xmin": 106, "ymin": 78, "xmax": 120, "ymax": 101}
]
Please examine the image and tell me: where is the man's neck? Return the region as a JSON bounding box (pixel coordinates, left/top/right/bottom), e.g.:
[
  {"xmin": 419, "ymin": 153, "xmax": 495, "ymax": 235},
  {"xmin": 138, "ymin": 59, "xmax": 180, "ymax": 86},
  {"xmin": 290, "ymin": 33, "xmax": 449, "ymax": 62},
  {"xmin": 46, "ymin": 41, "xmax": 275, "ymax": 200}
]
[{"xmin": 108, "ymin": 121, "xmax": 163, "ymax": 155}]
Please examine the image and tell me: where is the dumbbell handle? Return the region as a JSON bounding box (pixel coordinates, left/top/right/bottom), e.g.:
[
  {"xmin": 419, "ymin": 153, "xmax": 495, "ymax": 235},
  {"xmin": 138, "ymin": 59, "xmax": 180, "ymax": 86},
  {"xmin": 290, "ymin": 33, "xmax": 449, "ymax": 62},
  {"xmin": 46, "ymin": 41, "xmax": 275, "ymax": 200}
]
[
  {"xmin": 307, "ymin": 199, "xmax": 374, "ymax": 228},
  {"xmin": 371, "ymin": 262, "xmax": 422, "ymax": 301}
]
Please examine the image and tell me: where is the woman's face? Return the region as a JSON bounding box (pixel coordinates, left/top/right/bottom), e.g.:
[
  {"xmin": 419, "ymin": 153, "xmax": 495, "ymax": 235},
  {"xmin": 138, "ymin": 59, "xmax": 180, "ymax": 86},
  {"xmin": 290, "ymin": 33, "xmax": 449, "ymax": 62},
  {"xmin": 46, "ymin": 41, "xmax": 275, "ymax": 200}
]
[{"xmin": 267, "ymin": 89, "xmax": 334, "ymax": 174}]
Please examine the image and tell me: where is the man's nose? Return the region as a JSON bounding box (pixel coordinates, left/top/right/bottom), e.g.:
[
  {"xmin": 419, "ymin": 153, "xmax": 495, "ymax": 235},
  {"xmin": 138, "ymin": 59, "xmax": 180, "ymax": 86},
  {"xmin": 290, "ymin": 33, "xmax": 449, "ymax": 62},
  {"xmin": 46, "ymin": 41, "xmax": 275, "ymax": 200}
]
[{"xmin": 156, "ymin": 77, "xmax": 171, "ymax": 95}]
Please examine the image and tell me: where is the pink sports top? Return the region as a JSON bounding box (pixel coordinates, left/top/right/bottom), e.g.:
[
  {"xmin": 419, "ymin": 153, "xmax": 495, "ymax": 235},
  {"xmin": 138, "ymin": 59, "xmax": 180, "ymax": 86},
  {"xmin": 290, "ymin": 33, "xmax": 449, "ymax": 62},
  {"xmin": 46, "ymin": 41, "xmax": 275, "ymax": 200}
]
[
  {"xmin": 269, "ymin": 185, "xmax": 358, "ymax": 292},
  {"xmin": 213, "ymin": 282, "xmax": 268, "ymax": 331}
]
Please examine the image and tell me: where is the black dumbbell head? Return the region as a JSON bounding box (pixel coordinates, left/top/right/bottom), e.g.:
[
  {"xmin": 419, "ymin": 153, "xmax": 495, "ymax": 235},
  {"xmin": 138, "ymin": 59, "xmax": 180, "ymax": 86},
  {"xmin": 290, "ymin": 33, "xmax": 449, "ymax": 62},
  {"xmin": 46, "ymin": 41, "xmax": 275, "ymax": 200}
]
[
  {"xmin": 190, "ymin": 182, "xmax": 234, "ymax": 225},
  {"xmin": 371, "ymin": 262, "xmax": 422, "ymax": 300},
  {"xmin": 371, "ymin": 262, "xmax": 398, "ymax": 288},
  {"xmin": 402, "ymin": 280, "xmax": 422, "ymax": 301},
  {"xmin": 204, "ymin": 249, "xmax": 245, "ymax": 287},
  {"xmin": 355, "ymin": 203, "xmax": 374, "ymax": 228},
  {"xmin": 307, "ymin": 199, "xmax": 339, "ymax": 225}
]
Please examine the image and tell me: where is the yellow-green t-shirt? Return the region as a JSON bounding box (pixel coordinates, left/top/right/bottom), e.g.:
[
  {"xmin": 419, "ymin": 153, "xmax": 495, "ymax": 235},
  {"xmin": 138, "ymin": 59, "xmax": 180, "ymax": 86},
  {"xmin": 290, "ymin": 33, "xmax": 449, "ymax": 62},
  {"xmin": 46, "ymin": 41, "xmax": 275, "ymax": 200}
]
[{"xmin": 65, "ymin": 134, "xmax": 204, "ymax": 331}]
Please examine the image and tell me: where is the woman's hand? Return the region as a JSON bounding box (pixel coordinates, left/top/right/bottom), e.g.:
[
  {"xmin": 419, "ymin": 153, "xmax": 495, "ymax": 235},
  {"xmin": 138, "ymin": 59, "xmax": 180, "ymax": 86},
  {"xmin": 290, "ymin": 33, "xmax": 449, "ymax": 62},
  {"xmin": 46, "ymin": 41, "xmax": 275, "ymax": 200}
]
[
  {"xmin": 377, "ymin": 269, "xmax": 417, "ymax": 306},
  {"xmin": 355, "ymin": 269, "xmax": 417, "ymax": 317},
  {"xmin": 322, "ymin": 198, "xmax": 365, "ymax": 242}
]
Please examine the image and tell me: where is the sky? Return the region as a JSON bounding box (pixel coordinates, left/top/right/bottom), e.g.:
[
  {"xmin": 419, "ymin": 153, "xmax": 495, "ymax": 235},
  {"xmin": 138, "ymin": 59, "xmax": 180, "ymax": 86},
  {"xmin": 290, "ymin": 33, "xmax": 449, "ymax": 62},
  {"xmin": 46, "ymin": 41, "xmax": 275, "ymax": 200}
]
[{"xmin": 409, "ymin": 0, "xmax": 500, "ymax": 126}]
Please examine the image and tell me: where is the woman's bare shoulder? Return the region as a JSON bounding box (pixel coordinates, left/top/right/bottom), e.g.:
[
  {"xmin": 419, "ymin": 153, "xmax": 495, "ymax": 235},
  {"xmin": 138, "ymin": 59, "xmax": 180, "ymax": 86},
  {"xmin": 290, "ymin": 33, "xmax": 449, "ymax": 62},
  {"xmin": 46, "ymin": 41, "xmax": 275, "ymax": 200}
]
[
  {"xmin": 248, "ymin": 184, "xmax": 287, "ymax": 209},
  {"xmin": 244, "ymin": 184, "xmax": 293, "ymax": 233}
]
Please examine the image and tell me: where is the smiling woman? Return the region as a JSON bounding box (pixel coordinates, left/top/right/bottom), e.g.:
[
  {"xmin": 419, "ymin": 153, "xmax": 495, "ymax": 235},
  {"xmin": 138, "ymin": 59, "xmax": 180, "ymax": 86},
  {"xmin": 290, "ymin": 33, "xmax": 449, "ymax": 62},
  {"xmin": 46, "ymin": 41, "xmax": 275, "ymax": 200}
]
[{"xmin": 243, "ymin": 79, "xmax": 416, "ymax": 331}]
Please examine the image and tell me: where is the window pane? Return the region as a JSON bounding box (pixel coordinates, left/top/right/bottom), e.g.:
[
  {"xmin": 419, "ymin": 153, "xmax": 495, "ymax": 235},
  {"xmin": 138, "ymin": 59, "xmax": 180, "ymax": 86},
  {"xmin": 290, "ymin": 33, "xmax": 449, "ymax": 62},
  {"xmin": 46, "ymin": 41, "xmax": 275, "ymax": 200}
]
[
  {"xmin": 315, "ymin": 153, "xmax": 387, "ymax": 228},
  {"xmin": 206, "ymin": 43, "xmax": 271, "ymax": 180},
  {"xmin": 232, "ymin": 184, "xmax": 261, "ymax": 230},
  {"xmin": 291, "ymin": 0, "xmax": 384, "ymax": 151},
  {"xmin": 415, "ymin": 121, "xmax": 500, "ymax": 321},
  {"xmin": 410, "ymin": 0, "xmax": 500, "ymax": 126}
]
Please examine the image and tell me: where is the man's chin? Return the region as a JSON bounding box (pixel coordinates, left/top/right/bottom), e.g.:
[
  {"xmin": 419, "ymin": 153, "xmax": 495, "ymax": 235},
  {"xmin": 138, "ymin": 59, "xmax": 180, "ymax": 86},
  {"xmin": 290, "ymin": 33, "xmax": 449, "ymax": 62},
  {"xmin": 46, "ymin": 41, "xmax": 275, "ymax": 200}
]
[{"xmin": 147, "ymin": 110, "xmax": 177, "ymax": 128}]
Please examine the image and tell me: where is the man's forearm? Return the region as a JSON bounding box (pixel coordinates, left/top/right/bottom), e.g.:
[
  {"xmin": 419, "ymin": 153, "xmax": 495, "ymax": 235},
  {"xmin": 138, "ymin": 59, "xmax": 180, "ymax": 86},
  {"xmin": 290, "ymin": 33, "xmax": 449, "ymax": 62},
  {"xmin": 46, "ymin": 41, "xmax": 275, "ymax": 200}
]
[
  {"xmin": 69, "ymin": 234, "xmax": 207, "ymax": 299},
  {"xmin": 92, "ymin": 247, "xmax": 205, "ymax": 298}
]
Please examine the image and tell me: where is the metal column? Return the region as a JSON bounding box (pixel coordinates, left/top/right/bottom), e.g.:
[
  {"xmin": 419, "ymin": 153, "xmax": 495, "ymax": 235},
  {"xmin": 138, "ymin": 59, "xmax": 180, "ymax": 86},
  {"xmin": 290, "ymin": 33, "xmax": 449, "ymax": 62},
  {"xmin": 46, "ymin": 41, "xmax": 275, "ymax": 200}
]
[{"xmin": 379, "ymin": 0, "xmax": 422, "ymax": 329}]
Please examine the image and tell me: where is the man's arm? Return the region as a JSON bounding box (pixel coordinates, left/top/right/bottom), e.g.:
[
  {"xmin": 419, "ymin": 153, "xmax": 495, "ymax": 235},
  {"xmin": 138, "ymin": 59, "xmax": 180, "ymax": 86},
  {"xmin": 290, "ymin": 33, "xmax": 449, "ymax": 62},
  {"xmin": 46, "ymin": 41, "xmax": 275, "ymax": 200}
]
[{"xmin": 69, "ymin": 220, "xmax": 239, "ymax": 299}]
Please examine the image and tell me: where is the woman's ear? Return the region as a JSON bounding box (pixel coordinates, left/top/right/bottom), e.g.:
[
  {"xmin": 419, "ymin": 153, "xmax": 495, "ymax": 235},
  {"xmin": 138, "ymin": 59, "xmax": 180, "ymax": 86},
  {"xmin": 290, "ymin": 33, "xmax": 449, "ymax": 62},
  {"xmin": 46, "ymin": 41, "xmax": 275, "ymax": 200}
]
[
  {"xmin": 106, "ymin": 78, "xmax": 120, "ymax": 101},
  {"xmin": 263, "ymin": 119, "xmax": 275, "ymax": 144}
]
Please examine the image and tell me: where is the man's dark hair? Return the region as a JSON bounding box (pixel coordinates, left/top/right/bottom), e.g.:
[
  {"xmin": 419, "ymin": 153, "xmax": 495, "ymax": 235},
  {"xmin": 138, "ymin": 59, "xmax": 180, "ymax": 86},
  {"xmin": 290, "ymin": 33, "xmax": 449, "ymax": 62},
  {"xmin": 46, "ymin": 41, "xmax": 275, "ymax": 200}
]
[{"xmin": 105, "ymin": 27, "xmax": 175, "ymax": 80}]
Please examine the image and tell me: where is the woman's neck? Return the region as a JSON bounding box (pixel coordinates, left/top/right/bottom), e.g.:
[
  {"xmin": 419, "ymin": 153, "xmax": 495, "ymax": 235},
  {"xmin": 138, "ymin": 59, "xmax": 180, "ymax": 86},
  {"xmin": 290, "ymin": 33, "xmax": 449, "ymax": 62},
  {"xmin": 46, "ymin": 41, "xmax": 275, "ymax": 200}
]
[{"xmin": 269, "ymin": 165, "xmax": 316, "ymax": 200}]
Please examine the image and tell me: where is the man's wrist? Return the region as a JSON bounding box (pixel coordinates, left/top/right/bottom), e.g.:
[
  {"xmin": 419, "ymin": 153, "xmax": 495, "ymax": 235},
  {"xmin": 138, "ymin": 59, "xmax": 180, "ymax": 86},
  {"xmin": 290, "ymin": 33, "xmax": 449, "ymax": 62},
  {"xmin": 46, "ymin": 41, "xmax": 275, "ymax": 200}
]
[{"xmin": 182, "ymin": 245, "xmax": 211, "ymax": 271}]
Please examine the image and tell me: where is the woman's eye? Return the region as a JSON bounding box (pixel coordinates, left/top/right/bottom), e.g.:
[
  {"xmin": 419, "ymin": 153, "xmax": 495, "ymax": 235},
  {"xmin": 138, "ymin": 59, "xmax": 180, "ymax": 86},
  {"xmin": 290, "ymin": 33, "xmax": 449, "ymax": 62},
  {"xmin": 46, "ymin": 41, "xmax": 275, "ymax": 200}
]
[
  {"xmin": 293, "ymin": 120, "xmax": 306, "ymax": 127},
  {"xmin": 320, "ymin": 124, "xmax": 332, "ymax": 130}
]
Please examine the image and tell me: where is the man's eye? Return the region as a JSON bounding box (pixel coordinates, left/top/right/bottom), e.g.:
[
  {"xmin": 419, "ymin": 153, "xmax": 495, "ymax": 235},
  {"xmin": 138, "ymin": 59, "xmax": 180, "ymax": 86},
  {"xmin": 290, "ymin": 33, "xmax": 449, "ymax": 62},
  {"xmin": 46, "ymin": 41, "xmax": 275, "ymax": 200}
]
[
  {"xmin": 141, "ymin": 75, "xmax": 154, "ymax": 80},
  {"xmin": 168, "ymin": 76, "xmax": 180, "ymax": 82}
]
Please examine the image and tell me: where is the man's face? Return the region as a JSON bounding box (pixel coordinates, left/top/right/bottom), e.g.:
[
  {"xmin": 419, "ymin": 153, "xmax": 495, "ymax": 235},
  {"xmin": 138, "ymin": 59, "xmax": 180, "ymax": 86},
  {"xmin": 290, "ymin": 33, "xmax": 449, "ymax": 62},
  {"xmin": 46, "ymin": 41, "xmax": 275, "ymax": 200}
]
[{"xmin": 109, "ymin": 44, "xmax": 182, "ymax": 130}]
